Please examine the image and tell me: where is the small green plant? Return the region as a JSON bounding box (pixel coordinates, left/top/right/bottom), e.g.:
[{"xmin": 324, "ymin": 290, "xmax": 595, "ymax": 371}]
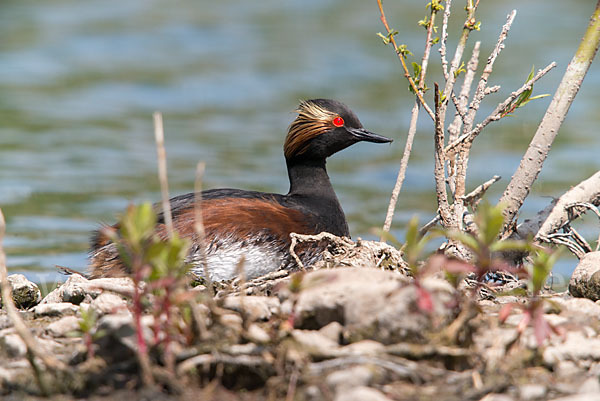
[
  {"xmin": 501, "ymin": 66, "xmax": 550, "ymax": 117},
  {"xmin": 436, "ymin": 202, "xmax": 563, "ymax": 346},
  {"xmin": 103, "ymin": 202, "xmax": 193, "ymax": 384},
  {"xmin": 376, "ymin": 30, "xmax": 399, "ymax": 45},
  {"xmin": 444, "ymin": 202, "xmax": 531, "ymax": 282},
  {"xmin": 73, "ymin": 306, "xmax": 104, "ymax": 360},
  {"xmin": 499, "ymin": 249, "xmax": 563, "ymax": 346},
  {"xmin": 378, "ymin": 217, "xmax": 440, "ymax": 313}
]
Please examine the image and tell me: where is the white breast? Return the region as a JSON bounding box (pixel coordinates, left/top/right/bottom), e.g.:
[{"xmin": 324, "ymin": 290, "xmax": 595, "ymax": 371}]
[{"xmin": 188, "ymin": 241, "xmax": 285, "ymax": 282}]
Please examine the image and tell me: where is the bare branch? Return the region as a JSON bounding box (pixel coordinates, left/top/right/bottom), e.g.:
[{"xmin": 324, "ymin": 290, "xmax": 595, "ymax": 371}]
[
  {"xmin": 381, "ymin": 102, "xmax": 420, "ymax": 235},
  {"xmin": 376, "ymin": 0, "xmax": 435, "ymax": 120},
  {"xmin": 447, "ymin": 41, "xmax": 480, "ymax": 195},
  {"xmin": 381, "ymin": 1, "xmax": 442, "ymax": 235},
  {"xmin": 438, "ymin": 0, "xmax": 481, "ymax": 129},
  {"xmin": 418, "ymin": 4, "xmax": 439, "ymax": 91},
  {"xmin": 446, "ymin": 62, "xmax": 556, "ymax": 152},
  {"xmin": 461, "ymin": 175, "xmax": 501, "ymax": 207},
  {"xmin": 449, "ymin": 11, "xmax": 516, "ymax": 202},
  {"xmin": 544, "ymin": 232, "xmax": 587, "ymax": 259},
  {"xmin": 484, "ymin": 85, "xmax": 501, "ymax": 96},
  {"xmin": 463, "ymin": 10, "xmax": 517, "ymax": 136},
  {"xmin": 568, "ymin": 202, "xmax": 600, "ymax": 221},
  {"xmin": 458, "ymin": 41, "xmax": 481, "ymax": 119},
  {"xmin": 500, "ymin": 2, "xmax": 600, "ymax": 231},
  {"xmin": 439, "ymin": 0, "xmax": 453, "ymax": 80},
  {"xmin": 308, "ymin": 356, "xmax": 434, "ymax": 380},
  {"xmin": 434, "ymin": 83, "xmax": 453, "ymax": 227},
  {"xmin": 419, "ymin": 214, "xmax": 441, "ymax": 237},
  {"xmin": 290, "ymin": 231, "xmax": 354, "ymax": 269},
  {"xmin": 535, "ymin": 171, "xmax": 600, "ymax": 239}
]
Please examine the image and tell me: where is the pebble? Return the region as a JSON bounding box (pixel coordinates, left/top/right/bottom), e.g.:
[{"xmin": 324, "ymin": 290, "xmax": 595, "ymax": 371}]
[
  {"xmin": 94, "ymin": 313, "xmax": 153, "ymax": 358},
  {"xmin": 0, "ymin": 332, "xmax": 27, "ymax": 358},
  {"xmin": 549, "ymin": 394, "xmax": 600, "ymax": 401},
  {"xmin": 578, "ymin": 377, "xmax": 600, "ymax": 394},
  {"xmin": 3, "ymin": 274, "xmax": 41, "ymax": 309},
  {"xmin": 222, "ymin": 295, "xmax": 280, "ymax": 321},
  {"xmin": 46, "ymin": 315, "xmax": 81, "ymax": 337},
  {"xmin": 33, "ymin": 302, "xmax": 79, "ymax": 317},
  {"xmin": 0, "ymin": 360, "xmax": 31, "ymax": 389},
  {"xmin": 326, "ymin": 365, "xmax": 373, "ymax": 391},
  {"xmin": 245, "ymin": 323, "xmax": 271, "ymax": 344},
  {"xmin": 293, "ymin": 268, "xmax": 453, "ymax": 344},
  {"xmin": 1, "ymin": 260, "xmax": 600, "ymax": 400},
  {"xmin": 544, "ymin": 331, "xmax": 600, "ymax": 366},
  {"xmin": 519, "ymin": 384, "xmax": 547, "ymax": 400},
  {"xmin": 339, "ymin": 340, "xmax": 385, "ymax": 356},
  {"xmin": 291, "ymin": 329, "xmax": 340, "ymax": 358},
  {"xmin": 555, "ymin": 297, "xmax": 600, "ymax": 319},
  {"xmin": 90, "ymin": 292, "xmax": 128, "ymax": 316},
  {"xmin": 40, "ymin": 274, "xmax": 136, "ymax": 305},
  {"xmin": 41, "ymin": 274, "xmax": 89, "ymax": 304},
  {"xmin": 334, "ymin": 386, "xmax": 392, "ymax": 401},
  {"xmin": 569, "ymin": 252, "xmax": 600, "ymax": 301},
  {"xmin": 219, "ymin": 313, "xmax": 243, "ymax": 334},
  {"xmin": 318, "ymin": 321, "xmax": 344, "ymax": 343},
  {"xmin": 479, "ymin": 395, "xmax": 515, "ymax": 401}
]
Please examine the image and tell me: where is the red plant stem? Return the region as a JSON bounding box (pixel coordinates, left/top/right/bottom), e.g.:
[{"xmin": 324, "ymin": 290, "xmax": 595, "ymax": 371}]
[
  {"xmin": 133, "ymin": 268, "xmax": 147, "ymax": 356},
  {"xmin": 163, "ymin": 293, "xmax": 175, "ymax": 373},
  {"xmin": 375, "ymin": 0, "xmax": 435, "ymax": 120},
  {"xmin": 85, "ymin": 332, "xmax": 95, "ymax": 360},
  {"xmin": 153, "ymin": 313, "xmax": 161, "ymax": 345}
]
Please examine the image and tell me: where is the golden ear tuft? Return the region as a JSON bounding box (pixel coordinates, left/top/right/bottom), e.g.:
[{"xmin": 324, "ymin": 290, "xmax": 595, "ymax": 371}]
[{"xmin": 284, "ymin": 101, "xmax": 337, "ymax": 159}]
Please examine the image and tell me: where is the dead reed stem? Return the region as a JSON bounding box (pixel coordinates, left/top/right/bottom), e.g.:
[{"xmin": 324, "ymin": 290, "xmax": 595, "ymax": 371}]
[
  {"xmin": 153, "ymin": 112, "xmax": 174, "ymax": 238},
  {"xmin": 0, "ymin": 208, "xmax": 66, "ymax": 390}
]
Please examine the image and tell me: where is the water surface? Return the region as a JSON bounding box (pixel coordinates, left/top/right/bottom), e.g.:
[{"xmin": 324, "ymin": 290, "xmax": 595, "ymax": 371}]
[{"xmin": 1, "ymin": 0, "xmax": 598, "ymax": 283}]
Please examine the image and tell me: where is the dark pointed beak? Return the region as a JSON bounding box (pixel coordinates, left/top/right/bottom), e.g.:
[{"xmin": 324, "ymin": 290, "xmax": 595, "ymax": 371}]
[{"xmin": 347, "ymin": 127, "xmax": 393, "ymax": 144}]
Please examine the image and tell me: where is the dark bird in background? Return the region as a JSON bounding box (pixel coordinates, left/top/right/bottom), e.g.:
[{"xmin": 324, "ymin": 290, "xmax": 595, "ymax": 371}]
[{"xmin": 89, "ymin": 99, "xmax": 392, "ymax": 281}]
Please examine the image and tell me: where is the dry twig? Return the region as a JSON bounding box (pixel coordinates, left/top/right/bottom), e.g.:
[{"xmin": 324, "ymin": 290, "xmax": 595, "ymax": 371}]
[
  {"xmin": 463, "ymin": 11, "xmax": 517, "ymax": 135},
  {"xmin": 447, "ymin": 62, "xmax": 556, "ymax": 152},
  {"xmin": 438, "ymin": 0, "xmax": 481, "ymax": 128},
  {"xmin": 375, "ymin": 0, "xmax": 435, "ymax": 120},
  {"xmin": 0, "ymin": 209, "xmax": 66, "ymax": 387},
  {"xmin": 380, "ymin": 0, "xmax": 441, "ymax": 235},
  {"xmin": 447, "ymin": 41, "xmax": 480, "ymax": 194},
  {"xmin": 461, "ymin": 175, "xmax": 501, "ymax": 207},
  {"xmin": 153, "ymin": 112, "xmax": 174, "ymax": 238}
]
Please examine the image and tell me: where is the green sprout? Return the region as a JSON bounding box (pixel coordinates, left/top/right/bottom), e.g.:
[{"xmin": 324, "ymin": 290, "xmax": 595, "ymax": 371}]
[
  {"xmin": 501, "ymin": 66, "xmax": 550, "ymax": 117},
  {"xmin": 376, "ymin": 30, "xmax": 398, "ymax": 45},
  {"xmin": 396, "ymin": 44, "xmax": 413, "ymax": 57},
  {"xmin": 73, "ymin": 306, "xmax": 105, "ymax": 360},
  {"xmin": 454, "ymin": 61, "xmax": 466, "ymax": 78},
  {"xmin": 426, "ymin": 0, "xmax": 444, "ymax": 12}
]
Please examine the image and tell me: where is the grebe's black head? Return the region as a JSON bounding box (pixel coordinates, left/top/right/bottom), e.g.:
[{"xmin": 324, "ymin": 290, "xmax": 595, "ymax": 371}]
[{"xmin": 284, "ymin": 99, "xmax": 392, "ymax": 162}]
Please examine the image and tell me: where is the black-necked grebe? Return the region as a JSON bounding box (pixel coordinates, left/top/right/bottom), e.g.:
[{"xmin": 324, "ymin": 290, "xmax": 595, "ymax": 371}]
[{"xmin": 89, "ymin": 99, "xmax": 392, "ymax": 281}]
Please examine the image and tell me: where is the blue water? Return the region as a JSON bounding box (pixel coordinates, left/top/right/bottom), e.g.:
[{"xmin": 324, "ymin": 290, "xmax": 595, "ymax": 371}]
[{"xmin": 0, "ymin": 0, "xmax": 598, "ymax": 283}]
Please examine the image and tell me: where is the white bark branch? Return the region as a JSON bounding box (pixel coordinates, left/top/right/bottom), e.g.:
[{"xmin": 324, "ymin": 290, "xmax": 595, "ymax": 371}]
[{"xmin": 500, "ymin": 2, "xmax": 600, "ymax": 232}]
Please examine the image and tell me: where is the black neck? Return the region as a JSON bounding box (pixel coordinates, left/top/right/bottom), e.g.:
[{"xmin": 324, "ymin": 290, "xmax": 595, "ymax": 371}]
[
  {"xmin": 286, "ymin": 158, "xmax": 335, "ymax": 197},
  {"xmin": 285, "ymin": 158, "xmax": 349, "ymax": 237}
]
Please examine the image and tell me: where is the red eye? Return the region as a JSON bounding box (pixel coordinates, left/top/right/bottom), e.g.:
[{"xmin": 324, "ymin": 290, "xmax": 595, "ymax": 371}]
[{"xmin": 332, "ymin": 116, "xmax": 344, "ymax": 127}]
